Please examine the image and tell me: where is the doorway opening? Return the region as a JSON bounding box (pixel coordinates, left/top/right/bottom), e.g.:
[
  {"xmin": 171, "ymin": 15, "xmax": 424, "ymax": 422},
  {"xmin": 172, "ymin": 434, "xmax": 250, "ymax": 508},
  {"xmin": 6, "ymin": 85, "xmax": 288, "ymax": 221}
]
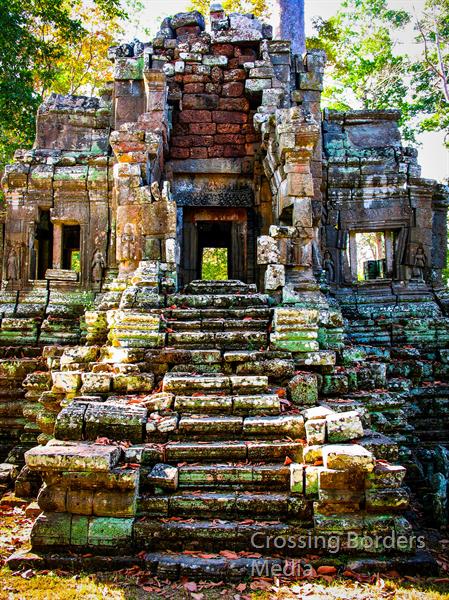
[
  {"xmin": 201, "ymin": 247, "xmax": 228, "ymax": 280},
  {"xmin": 197, "ymin": 220, "xmax": 232, "ymax": 280},
  {"xmin": 62, "ymin": 224, "xmax": 81, "ymax": 271},
  {"xmin": 33, "ymin": 209, "xmax": 53, "ymax": 279},
  {"xmin": 181, "ymin": 208, "xmax": 248, "ymax": 286}
]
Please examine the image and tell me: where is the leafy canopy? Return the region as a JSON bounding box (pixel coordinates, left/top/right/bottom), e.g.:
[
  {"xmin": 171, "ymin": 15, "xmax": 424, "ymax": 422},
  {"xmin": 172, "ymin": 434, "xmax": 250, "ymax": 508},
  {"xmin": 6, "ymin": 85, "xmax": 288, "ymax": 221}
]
[
  {"xmin": 0, "ymin": 0, "xmax": 125, "ymax": 170},
  {"xmin": 189, "ymin": 0, "xmax": 270, "ymax": 19},
  {"xmin": 308, "ymin": 0, "xmax": 449, "ymax": 145}
]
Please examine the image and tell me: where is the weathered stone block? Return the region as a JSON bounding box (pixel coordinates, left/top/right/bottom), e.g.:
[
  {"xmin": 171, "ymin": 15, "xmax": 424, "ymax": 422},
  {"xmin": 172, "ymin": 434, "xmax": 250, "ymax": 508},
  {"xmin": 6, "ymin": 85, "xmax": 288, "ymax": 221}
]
[
  {"xmin": 31, "ymin": 512, "xmax": 72, "ymax": 548},
  {"xmin": 323, "ymin": 445, "xmax": 375, "ymax": 473},
  {"xmin": 26, "ymin": 444, "xmax": 122, "ymax": 472},
  {"xmin": 265, "ymin": 264, "xmax": 285, "ymax": 291},
  {"xmin": 305, "ymin": 418, "xmax": 326, "ymax": 445},
  {"xmin": 81, "ymin": 373, "xmax": 112, "ymax": 394},
  {"xmin": 51, "ymin": 371, "xmax": 81, "ymax": 394},
  {"xmin": 288, "ymin": 373, "xmax": 318, "ymax": 406},
  {"xmin": 366, "ymin": 487, "xmax": 409, "ymax": 512},
  {"xmin": 326, "ymin": 411, "xmax": 364, "ymax": 443},
  {"xmin": 148, "ymin": 463, "xmax": 178, "ymax": 490},
  {"xmin": 290, "ymin": 463, "xmax": 303, "ymax": 494},
  {"xmin": 87, "ymin": 516, "xmax": 134, "ymax": 548}
]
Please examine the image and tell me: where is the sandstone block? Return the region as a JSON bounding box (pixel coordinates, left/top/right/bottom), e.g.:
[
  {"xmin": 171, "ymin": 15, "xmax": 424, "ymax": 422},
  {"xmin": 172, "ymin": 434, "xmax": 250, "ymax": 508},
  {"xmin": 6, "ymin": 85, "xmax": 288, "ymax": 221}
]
[
  {"xmin": 87, "ymin": 516, "xmax": 134, "ymax": 548},
  {"xmin": 148, "ymin": 463, "xmax": 178, "ymax": 490},
  {"xmin": 81, "ymin": 373, "xmax": 112, "ymax": 394},
  {"xmin": 31, "ymin": 512, "xmax": 71, "ymax": 548},
  {"xmin": 290, "ymin": 463, "xmax": 303, "ymax": 494},
  {"xmin": 257, "ymin": 235, "xmax": 280, "ymax": 264},
  {"xmin": 323, "ymin": 445, "xmax": 375, "ymax": 472},
  {"xmin": 288, "ymin": 372, "xmax": 318, "ymax": 406},
  {"xmin": 305, "ymin": 418, "xmax": 326, "ymax": 445},
  {"xmin": 264, "ymin": 264, "xmax": 285, "ymax": 291},
  {"xmin": 326, "ymin": 411, "xmax": 364, "ymax": 442},
  {"xmin": 26, "ymin": 443, "xmax": 122, "ymax": 472},
  {"xmin": 51, "ymin": 371, "xmax": 81, "ymax": 394},
  {"xmin": 365, "ymin": 487, "xmax": 409, "ymax": 512}
]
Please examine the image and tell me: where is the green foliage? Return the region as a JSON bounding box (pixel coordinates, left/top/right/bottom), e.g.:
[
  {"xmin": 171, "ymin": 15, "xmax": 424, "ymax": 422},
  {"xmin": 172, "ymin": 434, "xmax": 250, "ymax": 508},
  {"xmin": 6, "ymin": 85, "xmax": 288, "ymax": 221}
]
[
  {"xmin": 189, "ymin": 0, "xmax": 270, "ymax": 19},
  {"xmin": 0, "ymin": 0, "xmax": 124, "ymax": 172},
  {"xmin": 71, "ymin": 250, "xmax": 81, "ymax": 273},
  {"xmin": 201, "ymin": 248, "xmax": 229, "ymax": 280},
  {"xmin": 308, "ymin": 0, "xmax": 449, "ymax": 145},
  {"xmin": 410, "ymin": 0, "xmax": 449, "ymax": 144},
  {"xmin": 308, "ymin": 0, "xmax": 412, "ymax": 132}
]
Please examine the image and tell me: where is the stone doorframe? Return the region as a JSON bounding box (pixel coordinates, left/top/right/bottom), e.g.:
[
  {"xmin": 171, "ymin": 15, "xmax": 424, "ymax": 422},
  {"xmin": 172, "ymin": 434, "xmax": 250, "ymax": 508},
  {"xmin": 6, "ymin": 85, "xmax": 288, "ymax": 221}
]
[{"xmin": 180, "ymin": 207, "xmax": 248, "ymax": 286}]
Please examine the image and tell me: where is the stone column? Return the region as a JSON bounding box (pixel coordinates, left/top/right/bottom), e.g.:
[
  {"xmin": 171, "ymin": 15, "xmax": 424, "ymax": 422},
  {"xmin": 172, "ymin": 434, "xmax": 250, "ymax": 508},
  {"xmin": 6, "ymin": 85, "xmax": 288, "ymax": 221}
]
[{"xmin": 53, "ymin": 222, "xmax": 63, "ymax": 269}]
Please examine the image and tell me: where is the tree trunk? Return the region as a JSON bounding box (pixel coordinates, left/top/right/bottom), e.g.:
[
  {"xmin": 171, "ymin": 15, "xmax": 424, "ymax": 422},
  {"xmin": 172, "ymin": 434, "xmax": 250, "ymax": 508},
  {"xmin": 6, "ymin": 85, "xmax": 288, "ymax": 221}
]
[{"xmin": 275, "ymin": 0, "xmax": 305, "ymax": 57}]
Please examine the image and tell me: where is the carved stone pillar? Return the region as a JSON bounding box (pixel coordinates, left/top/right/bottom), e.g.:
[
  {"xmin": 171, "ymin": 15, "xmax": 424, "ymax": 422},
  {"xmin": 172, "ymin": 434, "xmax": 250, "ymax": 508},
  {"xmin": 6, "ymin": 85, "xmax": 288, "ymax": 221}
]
[{"xmin": 52, "ymin": 222, "xmax": 63, "ymax": 269}]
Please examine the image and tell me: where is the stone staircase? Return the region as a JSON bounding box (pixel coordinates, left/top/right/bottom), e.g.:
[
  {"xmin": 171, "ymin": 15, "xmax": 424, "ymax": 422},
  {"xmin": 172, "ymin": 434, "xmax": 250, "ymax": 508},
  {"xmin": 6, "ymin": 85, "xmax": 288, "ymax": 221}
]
[
  {"xmin": 7, "ymin": 280, "xmax": 429, "ymax": 578},
  {"xmin": 161, "ymin": 281, "xmax": 271, "ymax": 351}
]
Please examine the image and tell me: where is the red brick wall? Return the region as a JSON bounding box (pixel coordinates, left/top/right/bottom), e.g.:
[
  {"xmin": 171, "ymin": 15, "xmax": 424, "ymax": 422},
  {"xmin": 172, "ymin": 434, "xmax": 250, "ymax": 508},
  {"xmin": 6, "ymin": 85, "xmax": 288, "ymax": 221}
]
[{"xmin": 167, "ymin": 44, "xmax": 261, "ymax": 160}]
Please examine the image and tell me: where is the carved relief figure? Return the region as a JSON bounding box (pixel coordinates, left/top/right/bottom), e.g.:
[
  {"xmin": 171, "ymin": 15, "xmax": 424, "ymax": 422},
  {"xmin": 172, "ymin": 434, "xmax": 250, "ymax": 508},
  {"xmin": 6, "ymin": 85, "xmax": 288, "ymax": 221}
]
[
  {"xmin": 288, "ymin": 222, "xmax": 313, "ymax": 266},
  {"xmin": 6, "ymin": 245, "xmax": 19, "ymax": 281},
  {"xmin": 323, "ymin": 250, "xmax": 335, "ymax": 283},
  {"xmin": 91, "ymin": 250, "xmax": 105, "ymax": 285},
  {"xmin": 412, "ymin": 245, "xmax": 427, "ymax": 282},
  {"xmin": 120, "ymin": 223, "xmax": 137, "ymax": 262}
]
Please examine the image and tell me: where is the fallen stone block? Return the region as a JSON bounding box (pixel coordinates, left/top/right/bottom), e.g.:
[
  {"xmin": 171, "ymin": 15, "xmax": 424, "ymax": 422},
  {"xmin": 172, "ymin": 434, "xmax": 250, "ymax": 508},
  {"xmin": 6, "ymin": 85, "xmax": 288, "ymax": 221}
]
[{"xmin": 303, "ymin": 406, "xmax": 333, "ymax": 421}]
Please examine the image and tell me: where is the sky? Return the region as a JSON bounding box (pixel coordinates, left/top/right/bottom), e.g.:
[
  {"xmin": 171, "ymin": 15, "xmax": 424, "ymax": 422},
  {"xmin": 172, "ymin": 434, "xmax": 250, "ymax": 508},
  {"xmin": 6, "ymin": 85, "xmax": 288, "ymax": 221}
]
[{"xmin": 124, "ymin": 0, "xmax": 447, "ymax": 182}]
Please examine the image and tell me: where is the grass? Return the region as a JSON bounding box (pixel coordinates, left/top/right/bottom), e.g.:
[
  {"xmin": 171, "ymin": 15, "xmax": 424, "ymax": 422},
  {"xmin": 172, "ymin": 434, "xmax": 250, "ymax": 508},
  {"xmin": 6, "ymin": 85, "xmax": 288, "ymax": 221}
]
[{"xmin": 0, "ymin": 503, "xmax": 449, "ymax": 599}]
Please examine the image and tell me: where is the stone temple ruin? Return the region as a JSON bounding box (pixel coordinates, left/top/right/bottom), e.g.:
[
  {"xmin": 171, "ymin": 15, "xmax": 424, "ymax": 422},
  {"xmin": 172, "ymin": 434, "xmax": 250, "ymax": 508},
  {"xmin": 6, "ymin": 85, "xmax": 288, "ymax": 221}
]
[{"xmin": 1, "ymin": 4, "xmax": 449, "ymax": 578}]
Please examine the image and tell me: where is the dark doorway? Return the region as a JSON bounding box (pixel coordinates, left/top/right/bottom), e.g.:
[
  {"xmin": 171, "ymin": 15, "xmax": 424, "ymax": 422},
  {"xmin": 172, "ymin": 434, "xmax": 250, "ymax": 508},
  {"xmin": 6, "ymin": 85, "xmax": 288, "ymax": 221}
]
[
  {"xmin": 62, "ymin": 224, "xmax": 81, "ymax": 271},
  {"xmin": 33, "ymin": 209, "xmax": 53, "ymax": 279},
  {"xmin": 182, "ymin": 208, "xmax": 248, "ymax": 286}
]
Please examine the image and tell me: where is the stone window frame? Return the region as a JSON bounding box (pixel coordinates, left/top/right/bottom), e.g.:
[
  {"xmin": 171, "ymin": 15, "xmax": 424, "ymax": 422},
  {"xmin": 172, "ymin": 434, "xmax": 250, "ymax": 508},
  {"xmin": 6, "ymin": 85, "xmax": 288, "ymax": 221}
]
[{"xmin": 344, "ymin": 225, "xmax": 408, "ymax": 286}]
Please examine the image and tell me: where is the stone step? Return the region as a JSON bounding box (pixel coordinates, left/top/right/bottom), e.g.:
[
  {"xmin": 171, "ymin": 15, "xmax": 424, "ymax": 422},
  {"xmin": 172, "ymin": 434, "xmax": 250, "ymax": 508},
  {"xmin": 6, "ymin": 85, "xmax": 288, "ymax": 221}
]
[
  {"xmin": 176, "ymin": 464, "xmax": 289, "ymax": 489},
  {"xmin": 162, "ymin": 374, "xmax": 269, "ymax": 395},
  {"xmin": 166, "ymin": 331, "xmax": 267, "ymax": 349},
  {"xmin": 7, "ymin": 548, "xmax": 438, "ymax": 581},
  {"xmin": 166, "ymin": 294, "xmax": 270, "ymax": 309},
  {"xmin": 163, "ymin": 440, "xmax": 304, "ymax": 463},
  {"xmin": 166, "ymin": 307, "xmax": 272, "ymax": 320},
  {"xmin": 166, "ymin": 319, "xmax": 269, "ymax": 332},
  {"xmin": 137, "ymin": 491, "xmax": 312, "ymax": 520},
  {"xmin": 184, "ymin": 280, "xmax": 258, "ymax": 295},
  {"xmin": 174, "ymin": 414, "xmax": 305, "ymax": 440},
  {"xmin": 173, "ymin": 394, "xmax": 281, "ymax": 415},
  {"xmin": 134, "ymin": 518, "xmax": 306, "ymax": 555}
]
